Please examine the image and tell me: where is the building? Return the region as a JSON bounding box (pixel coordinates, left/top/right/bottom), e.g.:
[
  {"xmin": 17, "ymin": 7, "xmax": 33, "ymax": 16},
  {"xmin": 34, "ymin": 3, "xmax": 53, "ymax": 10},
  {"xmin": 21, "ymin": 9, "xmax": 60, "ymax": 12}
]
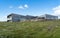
[
  {"xmin": 7, "ymin": 13, "xmax": 37, "ymax": 22},
  {"xmin": 39, "ymin": 14, "xmax": 58, "ymax": 20},
  {"xmin": 7, "ymin": 13, "xmax": 58, "ymax": 22}
]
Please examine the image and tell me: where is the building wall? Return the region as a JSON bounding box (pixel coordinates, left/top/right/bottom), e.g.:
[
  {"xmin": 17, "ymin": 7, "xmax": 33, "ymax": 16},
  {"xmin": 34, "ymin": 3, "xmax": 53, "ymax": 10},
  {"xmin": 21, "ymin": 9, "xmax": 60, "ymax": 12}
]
[
  {"xmin": 7, "ymin": 16, "xmax": 12, "ymax": 22},
  {"xmin": 45, "ymin": 14, "xmax": 58, "ymax": 20},
  {"xmin": 7, "ymin": 14, "xmax": 58, "ymax": 22},
  {"xmin": 40, "ymin": 14, "xmax": 58, "ymax": 20},
  {"xmin": 7, "ymin": 14, "xmax": 27, "ymax": 22}
]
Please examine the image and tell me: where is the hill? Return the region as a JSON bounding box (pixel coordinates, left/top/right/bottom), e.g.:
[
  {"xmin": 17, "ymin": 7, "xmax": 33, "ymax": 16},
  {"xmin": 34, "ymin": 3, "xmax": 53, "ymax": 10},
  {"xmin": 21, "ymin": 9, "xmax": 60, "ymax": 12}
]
[{"xmin": 0, "ymin": 20, "xmax": 60, "ymax": 38}]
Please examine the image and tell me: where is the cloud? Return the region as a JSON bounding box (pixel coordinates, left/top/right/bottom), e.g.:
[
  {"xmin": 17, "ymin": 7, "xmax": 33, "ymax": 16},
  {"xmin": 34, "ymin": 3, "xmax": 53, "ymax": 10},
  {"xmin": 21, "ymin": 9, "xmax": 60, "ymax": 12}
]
[
  {"xmin": 0, "ymin": 16, "xmax": 7, "ymax": 21},
  {"xmin": 24, "ymin": 4, "xmax": 28, "ymax": 8},
  {"xmin": 18, "ymin": 4, "xmax": 28, "ymax": 9},
  {"xmin": 18, "ymin": 5, "xmax": 24, "ymax": 9},
  {"xmin": 52, "ymin": 5, "xmax": 60, "ymax": 16}
]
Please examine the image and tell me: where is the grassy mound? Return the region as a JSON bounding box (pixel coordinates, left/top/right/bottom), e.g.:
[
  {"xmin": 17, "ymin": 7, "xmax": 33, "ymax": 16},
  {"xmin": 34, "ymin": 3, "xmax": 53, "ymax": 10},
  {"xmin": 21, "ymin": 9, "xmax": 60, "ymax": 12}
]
[{"xmin": 0, "ymin": 20, "xmax": 60, "ymax": 38}]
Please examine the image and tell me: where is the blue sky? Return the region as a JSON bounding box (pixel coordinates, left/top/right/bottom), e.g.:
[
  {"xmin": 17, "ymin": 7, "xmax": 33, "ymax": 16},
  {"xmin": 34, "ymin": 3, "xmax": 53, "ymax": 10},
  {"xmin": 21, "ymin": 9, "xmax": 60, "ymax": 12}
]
[{"xmin": 0, "ymin": 0, "xmax": 60, "ymax": 21}]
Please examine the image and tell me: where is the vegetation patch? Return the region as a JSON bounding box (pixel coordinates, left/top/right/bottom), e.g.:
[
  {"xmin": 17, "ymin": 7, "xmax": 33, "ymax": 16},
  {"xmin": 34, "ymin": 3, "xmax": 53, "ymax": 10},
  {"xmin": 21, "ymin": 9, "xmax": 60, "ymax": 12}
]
[{"xmin": 0, "ymin": 20, "xmax": 60, "ymax": 38}]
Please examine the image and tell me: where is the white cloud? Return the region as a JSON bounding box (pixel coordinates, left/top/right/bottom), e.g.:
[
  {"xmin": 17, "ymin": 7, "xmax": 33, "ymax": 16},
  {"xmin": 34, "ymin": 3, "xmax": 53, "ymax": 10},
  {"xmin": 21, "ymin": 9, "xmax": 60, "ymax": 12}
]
[
  {"xmin": 18, "ymin": 4, "xmax": 28, "ymax": 9},
  {"xmin": 0, "ymin": 16, "xmax": 7, "ymax": 21},
  {"xmin": 18, "ymin": 5, "xmax": 24, "ymax": 9},
  {"xmin": 24, "ymin": 4, "xmax": 28, "ymax": 8},
  {"xmin": 52, "ymin": 5, "xmax": 60, "ymax": 16}
]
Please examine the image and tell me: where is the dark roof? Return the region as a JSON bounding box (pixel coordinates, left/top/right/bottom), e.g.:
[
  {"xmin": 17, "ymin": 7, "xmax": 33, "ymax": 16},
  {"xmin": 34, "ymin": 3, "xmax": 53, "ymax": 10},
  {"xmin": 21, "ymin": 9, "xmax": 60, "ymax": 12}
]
[{"xmin": 7, "ymin": 13, "xmax": 25, "ymax": 17}]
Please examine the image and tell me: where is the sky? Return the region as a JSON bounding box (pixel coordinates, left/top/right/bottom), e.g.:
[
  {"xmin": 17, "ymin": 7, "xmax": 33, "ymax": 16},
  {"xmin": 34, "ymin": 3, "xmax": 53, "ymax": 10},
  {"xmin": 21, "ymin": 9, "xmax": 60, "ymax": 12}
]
[{"xmin": 0, "ymin": 0, "xmax": 60, "ymax": 21}]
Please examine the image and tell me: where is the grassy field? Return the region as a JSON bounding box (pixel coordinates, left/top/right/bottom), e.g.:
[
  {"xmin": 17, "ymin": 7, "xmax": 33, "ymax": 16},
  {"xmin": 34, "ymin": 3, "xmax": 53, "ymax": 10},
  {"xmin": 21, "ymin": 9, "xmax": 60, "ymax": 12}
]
[{"xmin": 0, "ymin": 20, "xmax": 60, "ymax": 38}]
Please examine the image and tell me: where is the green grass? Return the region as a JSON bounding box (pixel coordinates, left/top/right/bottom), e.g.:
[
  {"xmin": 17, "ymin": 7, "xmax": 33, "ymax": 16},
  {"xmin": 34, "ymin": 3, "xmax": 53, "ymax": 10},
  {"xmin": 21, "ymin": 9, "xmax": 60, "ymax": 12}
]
[{"xmin": 0, "ymin": 20, "xmax": 60, "ymax": 38}]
